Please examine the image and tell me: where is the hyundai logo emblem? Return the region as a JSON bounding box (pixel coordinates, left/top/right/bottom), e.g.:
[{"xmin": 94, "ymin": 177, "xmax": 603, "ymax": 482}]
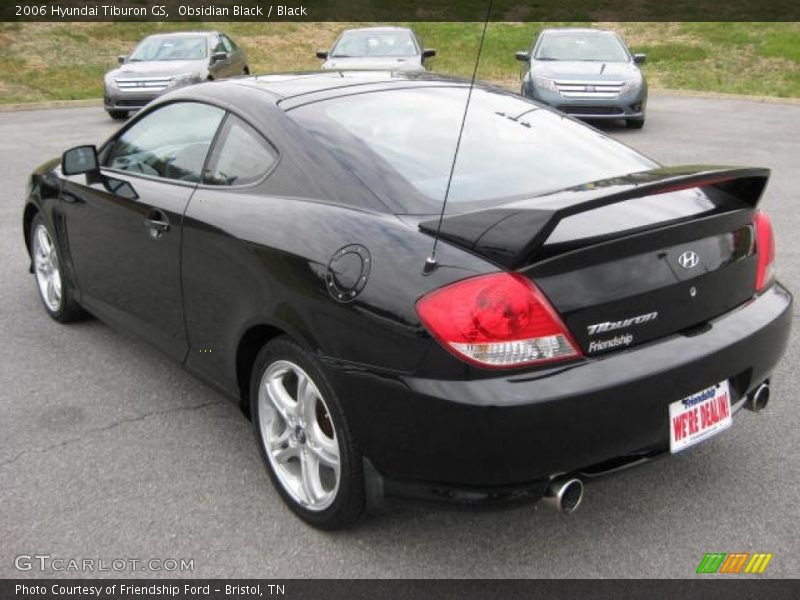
[{"xmin": 678, "ymin": 250, "xmax": 700, "ymax": 269}]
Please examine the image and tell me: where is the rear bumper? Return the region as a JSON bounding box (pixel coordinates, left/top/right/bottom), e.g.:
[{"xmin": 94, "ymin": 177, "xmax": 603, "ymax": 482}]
[{"xmin": 326, "ymin": 283, "xmax": 792, "ymax": 496}]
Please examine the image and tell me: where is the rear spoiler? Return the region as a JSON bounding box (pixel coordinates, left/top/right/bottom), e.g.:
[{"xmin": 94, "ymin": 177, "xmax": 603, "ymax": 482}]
[{"xmin": 419, "ymin": 165, "xmax": 770, "ymax": 269}]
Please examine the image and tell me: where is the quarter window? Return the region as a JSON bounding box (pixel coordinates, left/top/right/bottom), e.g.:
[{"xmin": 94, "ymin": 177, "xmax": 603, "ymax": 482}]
[
  {"xmin": 105, "ymin": 102, "xmax": 225, "ymax": 182},
  {"xmin": 204, "ymin": 116, "xmax": 277, "ymax": 186},
  {"xmin": 221, "ymin": 35, "xmax": 235, "ymax": 53},
  {"xmin": 211, "ymin": 35, "xmax": 226, "ymax": 55}
]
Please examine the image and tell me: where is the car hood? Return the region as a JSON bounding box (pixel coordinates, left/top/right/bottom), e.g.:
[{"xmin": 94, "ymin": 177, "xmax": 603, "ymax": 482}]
[
  {"xmin": 532, "ymin": 60, "xmax": 640, "ymax": 81},
  {"xmin": 108, "ymin": 60, "xmax": 206, "ymax": 79},
  {"xmin": 322, "ymin": 56, "xmax": 424, "ymax": 72}
]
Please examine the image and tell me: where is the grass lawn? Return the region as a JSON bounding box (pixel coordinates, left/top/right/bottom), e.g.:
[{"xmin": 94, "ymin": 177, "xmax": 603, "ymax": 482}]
[{"xmin": 0, "ymin": 21, "xmax": 798, "ymax": 104}]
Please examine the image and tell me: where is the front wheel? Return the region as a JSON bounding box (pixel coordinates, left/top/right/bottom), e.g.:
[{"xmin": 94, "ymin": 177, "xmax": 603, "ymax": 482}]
[
  {"xmin": 107, "ymin": 110, "xmax": 128, "ymax": 120},
  {"xmin": 30, "ymin": 214, "xmax": 83, "ymax": 322},
  {"xmin": 627, "ymin": 117, "xmax": 645, "ymax": 129},
  {"xmin": 250, "ymin": 337, "xmax": 365, "ymax": 529}
]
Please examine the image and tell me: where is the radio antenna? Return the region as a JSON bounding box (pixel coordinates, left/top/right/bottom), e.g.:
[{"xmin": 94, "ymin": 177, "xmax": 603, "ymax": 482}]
[{"xmin": 423, "ymin": 0, "xmax": 494, "ymax": 275}]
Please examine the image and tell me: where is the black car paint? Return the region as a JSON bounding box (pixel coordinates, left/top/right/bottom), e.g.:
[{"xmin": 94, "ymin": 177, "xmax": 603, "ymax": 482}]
[
  {"xmin": 332, "ymin": 285, "xmax": 791, "ymax": 490},
  {"xmin": 23, "ymin": 73, "xmax": 792, "ymax": 502}
]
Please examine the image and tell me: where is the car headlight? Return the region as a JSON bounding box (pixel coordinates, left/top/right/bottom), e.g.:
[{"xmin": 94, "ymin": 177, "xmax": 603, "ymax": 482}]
[
  {"xmin": 533, "ymin": 76, "xmax": 558, "ymax": 93},
  {"xmin": 168, "ymin": 73, "xmax": 200, "ymax": 88},
  {"xmin": 104, "ymin": 75, "xmax": 117, "ymax": 90},
  {"xmin": 620, "ymin": 78, "xmax": 643, "ymax": 94}
]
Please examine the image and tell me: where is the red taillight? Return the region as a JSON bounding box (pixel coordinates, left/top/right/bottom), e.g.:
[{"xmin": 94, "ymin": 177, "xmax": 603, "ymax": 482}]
[
  {"xmin": 754, "ymin": 210, "xmax": 776, "ymax": 292},
  {"xmin": 416, "ymin": 273, "xmax": 582, "ymax": 368}
]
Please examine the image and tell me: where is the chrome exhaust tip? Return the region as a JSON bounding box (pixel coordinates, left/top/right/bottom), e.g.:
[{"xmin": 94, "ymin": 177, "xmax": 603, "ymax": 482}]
[
  {"xmin": 746, "ymin": 381, "xmax": 770, "ymax": 413},
  {"xmin": 542, "ymin": 477, "xmax": 584, "ymax": 513}
]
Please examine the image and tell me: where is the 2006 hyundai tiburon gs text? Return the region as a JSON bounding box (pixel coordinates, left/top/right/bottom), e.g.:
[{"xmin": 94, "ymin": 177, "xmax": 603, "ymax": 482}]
[{"xmin": 22, "ymin": 72, "xmax": 793, "ymax": 529}]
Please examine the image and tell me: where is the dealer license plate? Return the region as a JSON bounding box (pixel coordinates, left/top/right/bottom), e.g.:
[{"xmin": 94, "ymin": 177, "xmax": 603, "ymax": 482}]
[{"xmin": 669, "ymin": 381, "xmax": 732, "ymax": 453}]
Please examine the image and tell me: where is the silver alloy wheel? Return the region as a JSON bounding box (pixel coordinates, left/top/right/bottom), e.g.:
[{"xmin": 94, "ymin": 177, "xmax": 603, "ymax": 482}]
[
  {"xmin": 258, "ymin": 360, "xmax": 341, "ymax": 511},
  {"xmin": 32, "ymin": 223, "xmax": 63, "ymax": 313}
]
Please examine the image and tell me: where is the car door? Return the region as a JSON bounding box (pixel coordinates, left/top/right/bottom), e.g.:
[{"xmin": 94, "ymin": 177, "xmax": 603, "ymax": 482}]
[
  {"xmin": 60, "ymin": 101, "xmax": 226, "ymax": 361},
  {"xmin": 181, "ymin": 114, "xmax": 279, "ymax": 391},
  {"xmin": 208, "ymin": 34, "xmax": 234, "ymax": 78},
  {"xmin": 221, "ymin": 34, "xmax": 245, "ymax": 74}
]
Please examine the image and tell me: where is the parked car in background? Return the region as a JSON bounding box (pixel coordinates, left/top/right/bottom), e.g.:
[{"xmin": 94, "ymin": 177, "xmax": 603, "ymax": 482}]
[
  {"xmin": 517, "ymin": 28, "xmax": 648, "ymax": 128},
  {"xmin": 316, "ymin": 27, "xmax": 435, "ymax": 72},
  {"xmin": 104, "ymin": 31, "xmax": 249, "ymax": 120}
]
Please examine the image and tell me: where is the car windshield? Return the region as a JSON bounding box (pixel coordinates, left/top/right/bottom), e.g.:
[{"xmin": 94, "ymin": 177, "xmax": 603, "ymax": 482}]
[
  {"xmin": 331, "ymin": 31, "xmax": 417, "ymax": 58},
  {"xmin": 289, "ymin": 87, "xmax": 656, "ymax": 214},
  {"xmin": 128, "ymin": 36, "xmax": 207, "ymax": 62},
  {"xmin": 535, "ymin": 32, "xmax": 630, "ymax": 62}
]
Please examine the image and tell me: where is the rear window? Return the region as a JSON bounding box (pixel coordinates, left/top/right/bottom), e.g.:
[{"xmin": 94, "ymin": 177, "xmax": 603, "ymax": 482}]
[{"xmin": 288, "ymin": 87, "xmax": 656, "ymax": 214}]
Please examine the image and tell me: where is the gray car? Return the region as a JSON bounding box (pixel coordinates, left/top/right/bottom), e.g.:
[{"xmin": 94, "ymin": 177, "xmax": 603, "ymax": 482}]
[
  {"xmin": 104, "ymin": 31, "xmax": 249, "ymax": 120},
  {"xmin": 316, "ymin": 27, "xmax": 435, "ymax": 72},
  {"xmin": 516, "ymin": 28, "xmax": 648, "ymax": 128}
]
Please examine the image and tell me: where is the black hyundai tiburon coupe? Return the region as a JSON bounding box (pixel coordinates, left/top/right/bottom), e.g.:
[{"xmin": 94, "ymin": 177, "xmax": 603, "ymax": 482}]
[{"xmin": 23, "ymin": 72, "xmax": 792, "ymax": 529}]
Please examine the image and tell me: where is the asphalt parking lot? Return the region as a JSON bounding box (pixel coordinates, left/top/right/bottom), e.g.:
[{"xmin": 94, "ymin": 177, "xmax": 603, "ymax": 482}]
[{"xmin": 1, "ymin": 93, "xmax": 798, "ymax": 579}]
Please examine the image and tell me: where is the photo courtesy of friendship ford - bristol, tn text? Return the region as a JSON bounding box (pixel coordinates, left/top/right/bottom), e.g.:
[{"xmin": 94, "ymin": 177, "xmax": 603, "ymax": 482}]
[{"xmin": 2, "ymin": 0, "xmax": 798, "ymax": 589}]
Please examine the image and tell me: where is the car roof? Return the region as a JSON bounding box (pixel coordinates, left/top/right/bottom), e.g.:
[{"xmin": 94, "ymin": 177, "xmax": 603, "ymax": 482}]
[
  {"xmin": 144, "ymin": 31, "xmax": 219, "ymax": 39},
  {"xmin": 540, "ymin": 28, "xmax": 618, "ymax": 36},
  {"xmin": 338, "ymin": 26, "xmax": 414, "ymax": 34},
  {"xmin": 221, "ymin": 71, "xmax": 472, "ymax": 105}
]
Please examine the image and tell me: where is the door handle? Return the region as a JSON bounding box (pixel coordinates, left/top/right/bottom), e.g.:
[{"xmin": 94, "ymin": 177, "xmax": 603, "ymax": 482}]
[
  {"xmin": 143, "ymin": 210, "xmax": 170, "ymax": 239},
  {"xmin": 144, "ymin": 218, "xmax": 169, "ymax": 232}
]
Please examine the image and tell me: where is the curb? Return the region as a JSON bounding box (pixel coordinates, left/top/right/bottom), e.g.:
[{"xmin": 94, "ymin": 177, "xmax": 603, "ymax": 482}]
[
  {"xmin": 0, "ymin": 99, "xmax": 103, "ymax": 113},
  {"xmin": 649, "ymin": 88, "xmax": 800, "ymax": 106},
  {"xmin": 482, "ymin": 80, "xmax": 800, "ymax": 106},
  {"xmin": 0, "ymin": 89, "xmax": 799, "ymax": 112}
]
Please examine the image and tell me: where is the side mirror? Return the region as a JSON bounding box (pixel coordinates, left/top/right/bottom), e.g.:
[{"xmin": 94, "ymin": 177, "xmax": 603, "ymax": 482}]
[
  {"xmin": 316, "ymin": 50, "xmax": 329, "ymax": 60},
  {"xmin": 516, "ymin": 51, "xmax": 530, "ymax": 62},
  {"xmin": 210, "ymin": 52, "xmax": 228, "ymax": 63},
  {"xmin": 62, "ymin": 145, "xmax": 99, "ymax": 176},
  {"xmin": 117, "ymin": 54, "xmax": 126, "ymax": 65},
  {"xmin": 422, "ymin": 48, "xmax": 436, "ymax": 59},
  {"xmin": 633, "ymin": 53, "xmax": 647, "ymax": 64}
]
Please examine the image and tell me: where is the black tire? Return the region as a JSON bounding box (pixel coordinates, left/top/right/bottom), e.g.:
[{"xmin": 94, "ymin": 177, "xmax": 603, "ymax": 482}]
[
  {"xmin": 243, "ymin": 66, "xmax": 250, "ymax": 75},
  {"xmin": 250, "ymin": 336, "xmax": 365, "ymax": 529},
  {"xmin": 29, "ymin": 213, "xmax": 84, "ymax": 323},
  {"xmin": 627, "ymin": 117, "xmax": 645, "ymax": 129},
  {"xmin": 107, "ymin": 110, "xmax": 128, "ymax": 120}
]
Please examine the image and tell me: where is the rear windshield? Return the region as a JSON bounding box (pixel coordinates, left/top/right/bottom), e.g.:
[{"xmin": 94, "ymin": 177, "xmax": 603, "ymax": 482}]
[{"xmin": 288, "ymin": 87, "xmax": 656, "ymax": 214}]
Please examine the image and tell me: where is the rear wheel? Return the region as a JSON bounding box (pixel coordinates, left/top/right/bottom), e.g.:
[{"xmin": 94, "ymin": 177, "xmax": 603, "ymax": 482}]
[
  {"xmin": 250, "ymin": 337, "xmax": 365, "ymax": 529},
  {"xmin": 627, "ymin": 117, "xmax": 645, "ymax": 129},
  {"xmin": 30, "ymin": 214, "xmax": 83, "ymax": 322},
  {"xmin": 107, "ymin": 110, "xmax": 128, "ymax": 120}
]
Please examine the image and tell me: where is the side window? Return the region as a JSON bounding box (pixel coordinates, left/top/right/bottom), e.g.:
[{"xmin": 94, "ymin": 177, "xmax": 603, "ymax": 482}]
[
  {"xmin": 211, "ymin": 35, "xmax": 226, "ymax": 54},
  {"xmin": 204, "ymin": 116, "xmax": 277, "ymax": 186},
  {"xmin": 105, "ymin": 103, "xmax": 225, "ymax": 183},
  {"xmin": 221, "ymin": 35, "xmax": 235, "ymax": 52}
]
